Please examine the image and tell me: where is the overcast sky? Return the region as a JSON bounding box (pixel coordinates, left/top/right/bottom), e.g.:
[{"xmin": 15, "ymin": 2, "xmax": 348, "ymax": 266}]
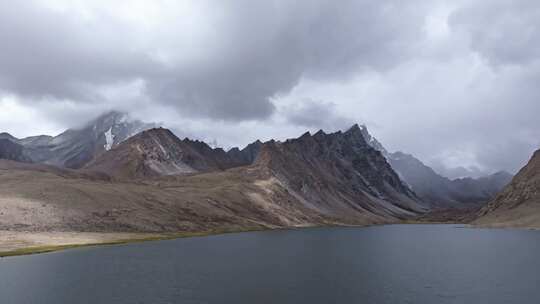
[{"xmin": 0, "ymin": 0, "xmax": 539, "ymax": 176}]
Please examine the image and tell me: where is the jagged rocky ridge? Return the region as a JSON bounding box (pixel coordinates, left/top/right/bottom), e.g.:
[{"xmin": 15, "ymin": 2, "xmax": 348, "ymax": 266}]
[
  {"xmin": 87, "ymin": 124, "xmax": 426, "ymax": 216},
  {"xmin": 252, "ymin": 126, "xmax": 426, "ymax": 218}
]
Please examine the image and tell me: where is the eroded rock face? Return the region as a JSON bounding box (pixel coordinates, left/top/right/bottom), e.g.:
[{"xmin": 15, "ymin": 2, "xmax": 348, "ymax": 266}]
[{"xmin": 253, "ymin": 126, "xmax": 426, "ymax": 219}]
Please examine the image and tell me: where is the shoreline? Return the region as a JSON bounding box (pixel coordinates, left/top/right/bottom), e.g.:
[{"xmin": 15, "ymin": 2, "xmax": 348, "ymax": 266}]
[
  {"xmin": 0, "ymin": 228, "xmax": 265, "ymax": 258},
  {"xmin": 2, "ymin": 223, "xmax": 538, "ymax": 258}
]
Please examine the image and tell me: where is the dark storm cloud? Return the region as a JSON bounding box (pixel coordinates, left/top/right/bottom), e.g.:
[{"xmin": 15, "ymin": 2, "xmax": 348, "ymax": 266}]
[{"xmin": 0, "ymin": 0, "xmax": 431, "ymax": 121}]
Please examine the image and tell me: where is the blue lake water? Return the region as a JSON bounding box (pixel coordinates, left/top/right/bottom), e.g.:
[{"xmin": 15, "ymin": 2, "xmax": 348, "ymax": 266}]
[{"xmin": 1, "ymin": 224, "xmax": 539, "ymax": 304}]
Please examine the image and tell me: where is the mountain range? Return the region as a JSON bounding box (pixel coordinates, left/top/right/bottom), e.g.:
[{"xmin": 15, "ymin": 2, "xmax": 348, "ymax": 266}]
[{"xmin": 0, "ymin": 111, "xmax": 529, "ymax": 233}]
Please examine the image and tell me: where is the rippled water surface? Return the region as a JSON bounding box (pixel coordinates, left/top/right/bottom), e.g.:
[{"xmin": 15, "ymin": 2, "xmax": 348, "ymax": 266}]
[{"xmin": 1, "ymin": 224, "xmax": 540, "ymax": 304}]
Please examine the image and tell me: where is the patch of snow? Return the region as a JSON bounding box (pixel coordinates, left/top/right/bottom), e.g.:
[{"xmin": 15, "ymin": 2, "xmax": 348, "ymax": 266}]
[
  {"xmin": 104, "ymin": 127, "xmax": 115, "ymax": 151},
  {"xmin": 153, "ymin": 138, "xmax": 168, "ymax": 155}
]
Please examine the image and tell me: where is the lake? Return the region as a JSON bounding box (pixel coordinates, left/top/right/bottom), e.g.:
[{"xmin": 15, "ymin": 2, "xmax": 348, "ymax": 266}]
[{"xmin": 1, "ymin": 225, "xmax": 539, "ymax": 304}]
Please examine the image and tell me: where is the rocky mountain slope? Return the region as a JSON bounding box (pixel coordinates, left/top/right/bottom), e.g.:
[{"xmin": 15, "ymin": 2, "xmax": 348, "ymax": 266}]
[
  {"xmin": 0, "ymin": 159, "xmax": 322, "ymax": 232},
  {"xmin": 475, "ymin": 149, "xmax": 540, "ymax": 228},
  {"xmin": 254, "ymin": 126, "xmax": 426, "ymax": 219},
  {"xmin": 0, "ymin": 125, "xmax": 429, "ymax": 233},
  {"xmin": 358, "ymin": 126, "xmax": 512, "ymax": 209},
  {"xmin": 0, "ymin": 110, "xmax": 521, "ymax": 234},
  {"xmin": 86, "ymin": 128, "xmax": 248, "ymax": 179},
  {"xmin": 226, "ymin": 140, "xmax": 263, "ymax": 165},
  {"xmin": 88, "ymin": 124, "xmax": 426, "ymax": 218},
  {"xmin": 4, "ymin": 111, "xmax": 156, "ymax": 169}
]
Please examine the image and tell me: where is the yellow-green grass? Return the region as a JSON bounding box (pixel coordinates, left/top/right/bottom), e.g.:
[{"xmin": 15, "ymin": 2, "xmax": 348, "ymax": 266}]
[{"xmin": 0, "ymin": 228, "xmax": 264, "ymax": 258}]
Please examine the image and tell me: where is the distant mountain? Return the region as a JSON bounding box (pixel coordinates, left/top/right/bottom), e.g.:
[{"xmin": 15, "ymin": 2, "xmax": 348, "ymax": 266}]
[
  {"xmin": 253, "ymin": 125, "xmax": 427, "ymax": 219},
  {"xmin": 359, "ymin": 126, "xmax": 512, "ymax": 209},
  {"xmin": 0, "ymin": 138, "xmax": 31, "ymax": 163},
  {"xmin": 14, "ymin": 111, "xmax": 157, "ymax": 169},
  {"xmin": 475, "ymin": 149, "xmax": 540, "ymax": 228},
  {"xmin": 86, "ymin": 128, "xmax": 248, "ymax": 179},
  {"xmin": 432, "ymin": 164, "xmax": 487, "ymax": 180}
]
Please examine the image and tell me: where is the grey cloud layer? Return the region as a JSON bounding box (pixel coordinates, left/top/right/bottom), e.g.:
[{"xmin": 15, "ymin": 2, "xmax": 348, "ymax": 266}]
[
  {"xmin": 0, "ymin": 0, "xmax": 432, "ymax": 121},
  {"xmin": 451, "ymin": 0, "xmax": 540, "ymax": 66},
  {"xmin": 0, "ymin": 0, "xmax": 539, "ymax": 174}
]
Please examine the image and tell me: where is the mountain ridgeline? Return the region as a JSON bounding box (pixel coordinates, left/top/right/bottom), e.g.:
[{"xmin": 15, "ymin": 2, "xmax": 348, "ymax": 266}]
[
  {"xmin": 0, "ymin": 111, "xmax": 521, "ymax": 233},
  {"xmin": 85, "ymin": 123, "xmax": 426, "ymax": 218}
]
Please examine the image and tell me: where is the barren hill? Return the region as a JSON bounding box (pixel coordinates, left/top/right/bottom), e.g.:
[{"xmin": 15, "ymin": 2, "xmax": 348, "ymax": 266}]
[{"xmin": 475, "ymin": 149, "xmax": 540, "ymax": 228}]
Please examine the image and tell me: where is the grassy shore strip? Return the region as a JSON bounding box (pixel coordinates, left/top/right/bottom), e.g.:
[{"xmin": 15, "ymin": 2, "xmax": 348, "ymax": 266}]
[
  {"xmin": 2, "ymin": 221, "xmax": 473, "ymax": 258},
  {"xmin": 0, "ymin": 227, "xmax": 265, "ymax": 258}
]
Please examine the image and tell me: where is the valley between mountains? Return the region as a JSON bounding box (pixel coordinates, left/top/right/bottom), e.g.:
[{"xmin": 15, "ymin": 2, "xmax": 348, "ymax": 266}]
[{"xmin": 0, "ymin": 112, "xmax": 536, "ymax": 255}]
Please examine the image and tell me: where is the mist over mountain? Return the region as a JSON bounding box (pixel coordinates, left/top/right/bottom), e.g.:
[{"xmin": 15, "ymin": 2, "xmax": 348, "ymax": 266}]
[
  {"xmin": 357, "ymin": 125, "xmax": 512, "ymax": 209},
  {"xmin": 1, "ymin": 112, "xmax": 157, "ymax": 169}
]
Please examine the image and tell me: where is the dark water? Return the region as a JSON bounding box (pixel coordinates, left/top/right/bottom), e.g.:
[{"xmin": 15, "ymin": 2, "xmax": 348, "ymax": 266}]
[{"xmin": 1, "ymin": 225, "xmax": 540, "ymax": 304}]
